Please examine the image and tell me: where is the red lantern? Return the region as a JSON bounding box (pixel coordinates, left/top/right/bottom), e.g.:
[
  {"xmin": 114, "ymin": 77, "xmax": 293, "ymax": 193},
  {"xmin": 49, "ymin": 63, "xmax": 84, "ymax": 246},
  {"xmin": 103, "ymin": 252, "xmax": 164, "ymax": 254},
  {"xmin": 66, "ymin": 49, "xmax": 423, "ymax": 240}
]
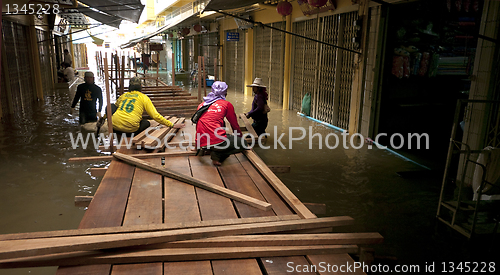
[
  {"xmin": 168, "ymin": 33, "xmax": 173, "ymax": 38},
  {"xmin": 277, "ymin": 1, "xmax": 293, "ymax": 16},
  {"xmin": 308, "ymin": 0, "xmax": 328, "ymax": 8},
  {"xmin": 182, "ymin": 28, "xmax": 190, "ymax": 36},
  {"xmin": 193, "ymin": 24, "xmax": 202, "ymax": 32}
]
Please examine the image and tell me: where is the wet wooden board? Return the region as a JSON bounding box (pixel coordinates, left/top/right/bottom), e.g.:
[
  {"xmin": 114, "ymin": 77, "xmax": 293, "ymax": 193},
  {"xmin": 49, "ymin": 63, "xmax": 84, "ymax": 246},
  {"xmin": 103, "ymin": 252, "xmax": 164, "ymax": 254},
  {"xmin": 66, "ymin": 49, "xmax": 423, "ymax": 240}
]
[
  {"xmin": 307, "ymin": 253, "xmax": 366, "ymax": 275},
  {"xmin": 243, "ymin": 150, "xmax": 316, "ymax": 219},
  {"xmin": 190, "ymin": 155, "xmax": 261, "ymax": 274},
  {"xmin": 0, "ymin": 215, "xmax": 299, "ymax": 241},
  {"xmin": 0, "ymin": 245, "xmax": 359, "ymax": 268},
  {"xmin": 163, "ymin": 156, "xmax": 212, "ymax": 275},
  {"xmin": 218, "ymin": 155, "xmax": 275, "ymax": 218},
  {"xmin": 235, "ymin": 154, "xmax": 294, "ymax": 216},
  {"xmin": 113, "ymin": 153, "xmax": 272, "ymax": 211},
  {"xmin": 259, "ymin": 256, "xmax": 315, "ymax": 275},
  {"xmin": 57, "ymin": 147, "xmax": 137, "ymax": 275},
  {"xmin": 111, "ymin": 157, "xmax": 163, "ymax": 275},
  {"xmin": 218, "ymin": 154, "xmax": 315, "ymax": 275}
]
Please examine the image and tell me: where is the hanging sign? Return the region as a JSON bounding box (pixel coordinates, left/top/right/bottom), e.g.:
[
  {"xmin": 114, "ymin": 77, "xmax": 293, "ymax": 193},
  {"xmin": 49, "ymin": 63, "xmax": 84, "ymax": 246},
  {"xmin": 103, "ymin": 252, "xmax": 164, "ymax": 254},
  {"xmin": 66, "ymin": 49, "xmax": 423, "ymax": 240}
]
[{"xmin": 226, "ymin": 32, "xmax": 239, "ymax": 41}]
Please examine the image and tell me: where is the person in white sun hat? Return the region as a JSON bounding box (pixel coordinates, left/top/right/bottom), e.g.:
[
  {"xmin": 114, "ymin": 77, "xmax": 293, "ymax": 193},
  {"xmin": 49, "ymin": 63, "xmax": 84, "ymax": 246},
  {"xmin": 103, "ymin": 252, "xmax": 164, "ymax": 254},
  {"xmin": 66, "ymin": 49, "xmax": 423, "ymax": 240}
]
[{"xmin": 245, "ymin": 78, "xmax": 270, "ymax": 136}]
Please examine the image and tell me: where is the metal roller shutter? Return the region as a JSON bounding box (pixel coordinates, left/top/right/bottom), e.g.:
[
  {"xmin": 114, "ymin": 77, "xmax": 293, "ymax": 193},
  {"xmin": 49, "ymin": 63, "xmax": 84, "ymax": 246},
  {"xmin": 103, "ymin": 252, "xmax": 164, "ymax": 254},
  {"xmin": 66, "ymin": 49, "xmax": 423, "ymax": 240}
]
[
  {"xmin": 201, "ymin": 32, "xmax": 219, "ymax": 77},
  {"xmin": 254, "ymin": 22, "xmax": 285, "ymax": 105},
  {"xmin": 2, "ymin": 20, "xmax": 36, "ymax": 115},
  {"xmin": 37, "ymin": 29, "xmax": 53, "ymax": 92},
  {"xmin": 290, "ymin": 12, "xmax": 358, "ymax": 129},
  {"xmin": 224, "ymin": 29, "xmax": 245, "ymax": 92}
]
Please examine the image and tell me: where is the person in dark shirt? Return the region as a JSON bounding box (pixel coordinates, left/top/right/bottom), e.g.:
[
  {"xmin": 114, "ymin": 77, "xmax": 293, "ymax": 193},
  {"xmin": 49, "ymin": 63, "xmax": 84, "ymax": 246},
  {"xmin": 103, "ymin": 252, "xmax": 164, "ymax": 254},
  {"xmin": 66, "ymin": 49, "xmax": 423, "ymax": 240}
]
[
  {"xmin": 71, "ymin": 71, "xmax": 103, "ymax": 125},
  {"xmin": 245, "ymin": 78, "xmax": 269, "ymax": 137}
]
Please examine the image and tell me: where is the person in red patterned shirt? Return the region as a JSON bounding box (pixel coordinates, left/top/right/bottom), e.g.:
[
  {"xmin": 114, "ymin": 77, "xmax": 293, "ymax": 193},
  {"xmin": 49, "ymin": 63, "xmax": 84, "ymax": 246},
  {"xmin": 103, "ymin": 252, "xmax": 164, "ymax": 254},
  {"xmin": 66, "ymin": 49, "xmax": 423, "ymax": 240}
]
[{"xmin": 195, "ymin": 81, "xmax": 248, "ymax": 166}]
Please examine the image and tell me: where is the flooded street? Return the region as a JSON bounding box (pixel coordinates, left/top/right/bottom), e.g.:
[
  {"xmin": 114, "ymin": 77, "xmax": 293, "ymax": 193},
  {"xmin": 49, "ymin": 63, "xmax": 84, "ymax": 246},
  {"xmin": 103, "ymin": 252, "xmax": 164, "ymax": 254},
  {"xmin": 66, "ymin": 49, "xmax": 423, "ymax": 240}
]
[{"xmin": 0, "ymin": 77, "xmax": 496, "ymax": 274}]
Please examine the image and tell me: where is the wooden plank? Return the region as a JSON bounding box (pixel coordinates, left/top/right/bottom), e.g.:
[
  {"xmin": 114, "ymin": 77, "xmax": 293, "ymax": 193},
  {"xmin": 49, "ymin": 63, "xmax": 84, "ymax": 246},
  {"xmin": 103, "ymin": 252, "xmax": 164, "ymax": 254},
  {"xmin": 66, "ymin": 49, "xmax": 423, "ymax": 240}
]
[
  {"xmin": 158, "ymin": 118, "xmax": 186, "ymax": 150},
  {"xmin": 218, "ymin": 155, "xmax": 275, "ymax": 217},
  {"xmin": 123, "ymin": 158, "xmax": 163, "ymax": 226},
  {"xmin": 55, "ymin": 264, "xmax": 111, "ymax": 275},
  {"xmin": 303, "ymin": 203, "xmax": 327, "ymax": 215},
  {"xmin": 267, "ymin": 165, "xmax": 291, "ymax": 173},
  {"xmin": 235, "ymin": 154, "xmax": 294, "ymax": 216},
  {"xmin": 140, "ymin": 117, "xmax": 178, "ymax": 149},
  {"xmin": 162, "ymin": 155, "xmax": 210, "ymax": 275},
  {"xmin": 113, "ymin": 152, "xmax": 272, "ymax": 211},
  {"xmin": 0, "ymin": 215, "xmax": 300, "ymax": 241},
  {"xmin": 164, "ymin": 261, "xmax": 213, "ymax": 275},
  {"xmin": 89, "ymin": 168, "xmax": 107, "ymax": 177},
  {"xmin": 189, "ymin": 155, "xmax": 238, "ymax": 221},
  {"xmin": 56, "ymin": 147, "xmax": 136, "ymax": 275},
  {"xmin": 143, "ymin": 233, "xmax": 384, "ymax": 248},
  {"xmin": 307, "ymin": 253, "xmax": 366, "ymax": 275},
  {"xmin": 0, "ymin": 217, "xmax": 355, "ymax": 260},
  {"xmin": 164, "ymin": 157, "xmax": 201, "ymax": 223},
  {"xmin": 131, "ymin": 120, "xmax": 161, "ymax": 145},
  {"xmin": 244, "ymin": 150, "xmax": 316, "ymax": 219},
  {"xmin": 113, "ymin": 157, "xmax": 163, "ymax": 275},
  {"xmin": 112, "ymin": 262, "xmax": 162, "ymax": 275},
  {"xmin": 212, "ymin": 259, "xmax": 262, "ymax": 275},
  {"xmin": 238, "ymin": 113, "xmax": 258, "ymax": 138},
  {"xmin": 189, "ymin": 154, "xmax": 261, "ymax": 275},
  {"xmin": 260, "ymin": 256, "xmax": 315, "ymax": 275},
  {"xmin": 68, "ymin": 151, "xmax": 196, "ymax": 162},
  {"xmin": 1, "ymin": 245, "xmax": 359, "ymax": 268}
]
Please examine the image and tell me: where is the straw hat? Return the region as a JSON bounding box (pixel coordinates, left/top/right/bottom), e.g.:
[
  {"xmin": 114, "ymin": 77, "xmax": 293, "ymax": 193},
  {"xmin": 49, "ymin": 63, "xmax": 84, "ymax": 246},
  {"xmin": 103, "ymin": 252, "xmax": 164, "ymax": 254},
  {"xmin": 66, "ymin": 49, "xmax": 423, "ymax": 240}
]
[{"xmin": 246, "ymin": 78, "xmax": 266, "ymax": 88}]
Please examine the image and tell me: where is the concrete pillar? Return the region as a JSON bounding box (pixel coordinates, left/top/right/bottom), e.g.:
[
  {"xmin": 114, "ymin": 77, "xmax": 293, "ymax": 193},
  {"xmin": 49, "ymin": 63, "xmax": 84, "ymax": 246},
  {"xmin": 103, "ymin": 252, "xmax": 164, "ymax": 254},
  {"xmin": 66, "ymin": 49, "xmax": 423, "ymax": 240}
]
[
  {"xmin": 282, "ymin": 14, "xmax": 292, "ymax": 110},
  {"xmin": 244, "ymin": 28, "xmax": 254, "ymax": 97}
]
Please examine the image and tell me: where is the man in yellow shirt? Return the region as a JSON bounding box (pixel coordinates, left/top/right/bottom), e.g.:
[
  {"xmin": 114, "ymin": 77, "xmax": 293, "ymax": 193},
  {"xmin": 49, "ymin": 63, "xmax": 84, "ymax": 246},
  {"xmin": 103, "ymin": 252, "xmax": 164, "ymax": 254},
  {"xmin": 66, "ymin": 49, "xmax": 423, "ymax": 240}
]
[{"xmin": 112, "ymin": 77, "xmax": 184, "ymax": 135}]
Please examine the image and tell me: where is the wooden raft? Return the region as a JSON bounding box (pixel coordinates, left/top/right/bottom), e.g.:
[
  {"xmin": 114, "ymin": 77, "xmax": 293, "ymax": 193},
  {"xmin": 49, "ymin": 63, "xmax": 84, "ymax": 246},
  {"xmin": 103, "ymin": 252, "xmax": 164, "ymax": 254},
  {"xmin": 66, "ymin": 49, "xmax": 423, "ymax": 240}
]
[{"xmin": 0, "ymin": 121, "xmax": 380, "ymax": 274}]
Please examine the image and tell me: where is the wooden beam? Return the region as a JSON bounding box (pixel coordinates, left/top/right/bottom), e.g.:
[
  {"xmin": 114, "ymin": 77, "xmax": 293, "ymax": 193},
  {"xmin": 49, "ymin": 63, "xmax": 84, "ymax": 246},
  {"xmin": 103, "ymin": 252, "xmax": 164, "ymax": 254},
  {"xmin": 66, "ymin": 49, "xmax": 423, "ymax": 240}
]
[
  {"xmin": 0, "ymin": 245, "xmax": 359, "ymax": 268},
  {"xmin": 68, "ymin": 151, "xmax": 196, "ymax": 163},
  {"xmin": 146, "ymin": 232, "xmax": 383, "ymax": 248},
  {"xmin": 75, "ymin": 196, "xmax": 93, "ymax": 207},
  {"xmin": 243, "ymin": 150, "xmax": 316, "ymax": 219},
  {"xmin": 0, "ymin": 217, "xmax": 354, "ymax": 260},
  {"xmin": 238, "ymin": 114, "xmax": 258, "ymax": 139},
  {"xmin": 103, "ymin": 56, "xmax": 114, "ymax": 153},
  {"xmin": 112, "ymin": 152, "xmax": 272, "ymax": 211},
  {"xmin": 303, "ymin": 203, "xmax": 327, "ymax": 215},
  {"xmin": 267, "ymin": 165, "xmax": 290, "ymax": 173},
  {"xmin": 0, "ymin": 215, "xmax": 299, "ymax": 241}
]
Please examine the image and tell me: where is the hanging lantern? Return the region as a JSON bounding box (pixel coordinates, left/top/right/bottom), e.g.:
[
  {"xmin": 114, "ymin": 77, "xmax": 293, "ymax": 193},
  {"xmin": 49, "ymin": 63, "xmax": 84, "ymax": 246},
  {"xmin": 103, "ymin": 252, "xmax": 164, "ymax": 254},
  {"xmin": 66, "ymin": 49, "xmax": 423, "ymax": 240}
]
[
  {"xmin": 168, "ymin": 33, "xmax": 173, "ymax": 38},
  {"xmin": 308, "ymin": 0, "xmax": 328, "ymax": 8},
  {"xmin": 276, "ymin": 1, "xmax": 293, "ymax": 16},
  {"xmin": 193, "ymin": 24, "xmax": 202, "ymax": 32},
  {"xmin": 182, "ymin": 27, "xmax": 190, "ymax": 36}
]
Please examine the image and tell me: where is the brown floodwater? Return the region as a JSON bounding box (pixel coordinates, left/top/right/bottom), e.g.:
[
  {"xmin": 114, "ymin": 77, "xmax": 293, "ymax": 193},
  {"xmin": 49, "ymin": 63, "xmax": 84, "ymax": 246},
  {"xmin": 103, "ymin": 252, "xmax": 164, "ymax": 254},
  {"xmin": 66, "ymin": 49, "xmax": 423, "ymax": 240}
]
[{"xmin": 0, "ymin": 75, "xmax": 496, "ymax": 275}]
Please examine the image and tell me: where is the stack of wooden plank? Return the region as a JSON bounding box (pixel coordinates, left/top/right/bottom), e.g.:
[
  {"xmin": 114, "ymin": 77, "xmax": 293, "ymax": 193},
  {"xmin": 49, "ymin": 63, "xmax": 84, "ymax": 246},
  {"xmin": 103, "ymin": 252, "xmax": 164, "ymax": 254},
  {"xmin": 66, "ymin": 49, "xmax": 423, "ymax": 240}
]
[
  {"xmin": 131, "ymin": 117, "xmax": 185, "ymax": 150},
  {"xmin": 118, "ymin": 86, "xmax": 199, "ymax": 118},
  {"xmin": 0, "ymin": 216, "xmax": 383, "ymax": 268}
]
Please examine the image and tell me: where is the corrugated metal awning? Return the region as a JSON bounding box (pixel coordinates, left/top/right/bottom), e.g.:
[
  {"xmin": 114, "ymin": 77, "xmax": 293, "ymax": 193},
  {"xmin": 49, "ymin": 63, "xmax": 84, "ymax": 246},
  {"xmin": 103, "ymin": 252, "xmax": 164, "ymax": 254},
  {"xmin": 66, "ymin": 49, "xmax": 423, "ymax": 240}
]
[{"xmin": 77, "ymin": 0, "xmax": 144, "ymax": 23}]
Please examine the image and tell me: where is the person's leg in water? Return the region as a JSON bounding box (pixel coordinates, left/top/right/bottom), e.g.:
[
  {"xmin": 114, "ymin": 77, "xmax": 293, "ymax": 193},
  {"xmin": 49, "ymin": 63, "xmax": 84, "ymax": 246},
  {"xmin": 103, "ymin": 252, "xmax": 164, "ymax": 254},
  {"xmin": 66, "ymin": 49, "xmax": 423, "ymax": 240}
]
[{"xmin": 252, "ymin": 117, "xmax": 268, "ymax": 137}]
